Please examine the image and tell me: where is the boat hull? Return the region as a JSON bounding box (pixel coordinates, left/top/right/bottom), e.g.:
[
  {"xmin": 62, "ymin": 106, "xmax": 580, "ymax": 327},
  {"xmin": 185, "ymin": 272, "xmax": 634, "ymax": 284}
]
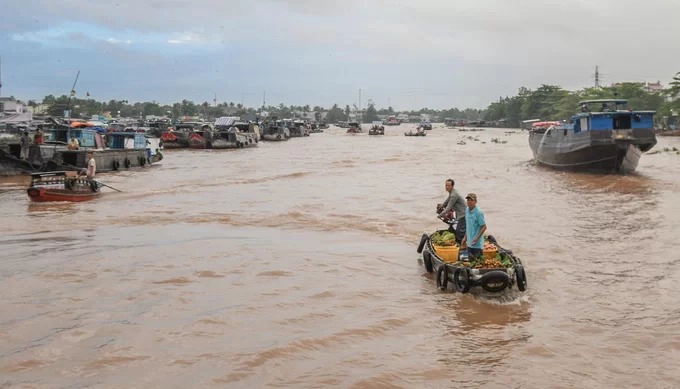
[
  {"xmin": 27, "ymin": 186, "xmax": 100, "ymax": 202},
  {"xmin": 405, "ymin": 132, "xmax": 426, "ymax": 136},
  {"xmin": 368, "ymin": 130, "xmax": 384, "ymax": 135},
  {"xmin": 529, "ymin": 128, "xmax": 655, "ymax": 174},
  {"xmin": 263, "ymin": 133, "xmax": 289, "ymax": 141}
]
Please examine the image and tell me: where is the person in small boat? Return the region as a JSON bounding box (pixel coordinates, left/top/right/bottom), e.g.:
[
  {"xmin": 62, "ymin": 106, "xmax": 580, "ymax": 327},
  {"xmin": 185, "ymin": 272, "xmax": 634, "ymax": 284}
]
[
  {"xmin": 437, "ymin": 178, "xmax": 466, "ymax": 244},
  {"xmin": 67, "ymin": 137, "xmax": 80, "ymax": 150},
  {"xmin": 20, "ymin": 131, "xmax": 30, "ymax": 160},
  {"xmin": 461, "ymin": 193, "xmax": 486, "ymax": 260},
  {"xmin": 78, "ymin": 152, "xmax": 97, "ymax": 180}
]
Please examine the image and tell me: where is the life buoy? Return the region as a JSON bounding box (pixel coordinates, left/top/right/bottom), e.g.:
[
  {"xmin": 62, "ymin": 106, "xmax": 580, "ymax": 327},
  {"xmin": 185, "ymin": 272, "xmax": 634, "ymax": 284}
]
[
  {"xmin": 479, "ymin": 270, "xmax": 510, "ymax": 293},
  {"xmin": 417, "ymin": 233, "xmax": 429, "ymax": 254},
  {"xmin": 453, "ymin": 267, "xmax": 471, "ymax": 293},
  {"xmin": 124, "ymin": 158, "xmax": 131, "ymax": 168},
  {"xmin": 422, "ymin": 250, "xmax": 434, "ymax": 273},
  {"xmin": 436, "ymin": 265, "xmax": 449, "ymax": 290},
  {"xmin": 112, "ymin": 160, "xmax": 120, "ymax": 171},
  {"xmin": 515, "ymin": 265, "xmax": 527, "ymax": 291}
]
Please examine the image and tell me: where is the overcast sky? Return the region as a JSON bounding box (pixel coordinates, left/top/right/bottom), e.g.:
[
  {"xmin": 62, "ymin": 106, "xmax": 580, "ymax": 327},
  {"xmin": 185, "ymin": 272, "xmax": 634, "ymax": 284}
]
[{"xmin": 1, "ymin": 0, "xmax": 678, "ymax": 110}]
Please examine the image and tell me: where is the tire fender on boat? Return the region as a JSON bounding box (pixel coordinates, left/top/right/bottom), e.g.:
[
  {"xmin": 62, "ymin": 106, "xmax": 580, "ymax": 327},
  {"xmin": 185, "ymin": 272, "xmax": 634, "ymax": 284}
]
[
  {"xmin": 479, "ymin": 270, "xmax": 510, "ymax": 293},
  {"xmin": 65, "ymin": 178, "xmax": 75, "ymax": 191},
  {"xmin": 277, "ymin": 134, "xmax": 281, "ymax": 140},
  {"xmin": 112, "ymin": 160, "xmax": 120, "ymax": 171},
  {"xmin": 436, "ymin": 265, "xmax": 449, "ymax": 290},
  {"xmin": 139, "ymin": 156, "xmax": 146, "ymax": 166},
  {"xmin": 124, "ymin": 158, "xmax": 131, "ymax": 168},
  {"xmin": 27, "ymin": 187, "xmax": 41, "ymax": 197},
  {"xmin": 422, "ymin": 250, "xmax": 434, "ymax": 273},
  {"xmin": 515, "ymin": 265, "xmax": 527, "ymax": 291},
  {"xmin": 453, "ymin": 267, "xmax": 471, "ymax": 293},
  {"xmin": 417, "ymin": 233, "xmax": 429, "ymax": 254}
]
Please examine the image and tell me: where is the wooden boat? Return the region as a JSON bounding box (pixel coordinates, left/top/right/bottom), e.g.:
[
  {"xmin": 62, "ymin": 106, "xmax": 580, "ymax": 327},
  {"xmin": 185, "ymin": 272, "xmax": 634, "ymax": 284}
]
[
  {"xmin": 212, "ymin": 127, "xmax": 258, "ymax": 149},
  {"xmin": 404, "ymin": 130, "xmax": 426, "ymax": 136},
  {"xmin": 262, "ymin": 123, "xmax": 290, "ymax": 141},
  {"xmin": 188, "ymin": 126, "xmax": 214, "ymax": 149},
  {"xmin": 417, "ymin": 217, "xmax": 527, "ymax": 293},
  {"xmin": 528, "ymin": 99, "xmax": 657, "ymax": 173},
  {"xmin": 384, "ymin": 117, "xmax": 401, "ymax": 126},
  {"xmin": 26, "ymin": 171, "xmax": 102, "ymax": 202},
  {"xmin": 161, "ymin": 124, "xmax": 193, "ymax": 149},
  {"xmin": 346, "ymin": 122, "xmax": 362, "ymax": 134}
]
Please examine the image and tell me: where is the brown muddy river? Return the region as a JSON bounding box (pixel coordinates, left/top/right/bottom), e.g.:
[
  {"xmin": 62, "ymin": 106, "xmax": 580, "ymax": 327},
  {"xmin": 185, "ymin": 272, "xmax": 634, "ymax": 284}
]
[{"xmin": 1, "ymin": 124, "xmax": 680, "ymax": 388}]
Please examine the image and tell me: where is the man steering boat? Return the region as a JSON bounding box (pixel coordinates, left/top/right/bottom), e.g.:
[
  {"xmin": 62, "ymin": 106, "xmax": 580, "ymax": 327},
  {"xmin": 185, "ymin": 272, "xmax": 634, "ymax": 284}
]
[{"xmin": 436, "ymin": 178, "xmax": 466, "ymax": 244}]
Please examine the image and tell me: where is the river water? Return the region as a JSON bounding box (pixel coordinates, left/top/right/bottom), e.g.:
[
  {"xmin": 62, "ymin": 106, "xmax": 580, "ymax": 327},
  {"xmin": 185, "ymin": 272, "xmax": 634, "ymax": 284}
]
[{"xmin": 1, "ymin": 124, "xmax": 679, "ymax": 388}]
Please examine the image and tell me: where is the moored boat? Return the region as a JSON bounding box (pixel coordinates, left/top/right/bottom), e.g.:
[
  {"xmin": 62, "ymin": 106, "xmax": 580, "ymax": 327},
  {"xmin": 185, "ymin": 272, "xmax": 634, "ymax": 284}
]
[
  {"xmin": 417, "ymin": 217, "xmax": 527, "ymax": 293},
  {"xmin": 161, "ymin": 124, "xmax": 193, "ymax": 149},
  {"xmin": 528, "ymin": 99, "xmax": 657, "ymax": 174},
  {"xmin": 262, "ymin": 122, "xmax": 290, "ymax": 141},
  {"xmin": 384, "ymin": 117, "xmax": 401, "ymax": 126},
  {"xmin": 188, "ymin": 125, "xmax": 214, "ymax": 149},
  {"xmin": 26, "ymin": 171, "xmax": 102, "ymax": 202}
]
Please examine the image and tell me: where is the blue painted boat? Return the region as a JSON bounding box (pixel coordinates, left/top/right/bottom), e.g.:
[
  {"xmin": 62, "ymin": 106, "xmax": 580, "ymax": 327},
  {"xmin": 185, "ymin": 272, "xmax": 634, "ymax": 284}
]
[{"xmin": 528, "ymin": 99, "xmax": 657, "ymax": 173}]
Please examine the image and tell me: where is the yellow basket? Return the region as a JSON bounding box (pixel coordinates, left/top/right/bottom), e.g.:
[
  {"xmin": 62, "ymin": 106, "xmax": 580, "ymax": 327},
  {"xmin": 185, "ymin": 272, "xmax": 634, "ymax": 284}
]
[
  {"xmin": 433, "ymin": 244, "xmax": 460, "ymax": 263},
  {"xmin": 483, "ymin": 248, "xmax": 498, "ymax": 259}
]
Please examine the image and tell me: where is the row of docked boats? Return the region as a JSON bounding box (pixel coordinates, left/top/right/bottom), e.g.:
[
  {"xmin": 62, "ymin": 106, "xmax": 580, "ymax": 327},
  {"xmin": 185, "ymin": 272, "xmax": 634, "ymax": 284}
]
[{"xmin": 1, "ymin": 118, "xmax": 163, "ymax": 176}]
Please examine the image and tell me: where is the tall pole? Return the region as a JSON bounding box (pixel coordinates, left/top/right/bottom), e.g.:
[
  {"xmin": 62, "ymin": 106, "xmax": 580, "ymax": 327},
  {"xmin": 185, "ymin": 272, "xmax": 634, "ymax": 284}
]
[
  {"xmin": 0, "ymin": 53, "xmax": 3, "ymax": 97},
  {"xmin": 65, "ymin": 70, "xmax": 80, "ymax": 118},
  {"xmin": 262, "ymin": 90, "xmax": 266, "ymax": 109},
  {"xmin": 358, "ymin": 88, "xmax": 362, "ymax": 123},
  {"xmin": 594, "ymin": 65, "xmax": 600, "ymax": 88}
]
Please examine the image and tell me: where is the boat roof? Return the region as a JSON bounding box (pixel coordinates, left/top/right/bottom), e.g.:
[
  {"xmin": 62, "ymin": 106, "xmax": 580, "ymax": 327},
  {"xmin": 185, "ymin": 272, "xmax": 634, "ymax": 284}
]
[
  {"xmin": 30, "ymin": 171, "xmax": 71, "ymax": 177},
  {"xmin": 578, "ymin": 99, "xmax": 628, "ymax": 105}
]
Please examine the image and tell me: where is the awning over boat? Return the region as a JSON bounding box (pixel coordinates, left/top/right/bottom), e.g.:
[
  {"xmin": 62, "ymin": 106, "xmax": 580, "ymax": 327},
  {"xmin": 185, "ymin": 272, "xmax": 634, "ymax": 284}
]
[
  {"xmin": 214, "ymin": 117, "xmax": 237, "ymax": 127},
  {"xmin": 0, "ymin": 113, "xmax": 33, "ymax": 123}
]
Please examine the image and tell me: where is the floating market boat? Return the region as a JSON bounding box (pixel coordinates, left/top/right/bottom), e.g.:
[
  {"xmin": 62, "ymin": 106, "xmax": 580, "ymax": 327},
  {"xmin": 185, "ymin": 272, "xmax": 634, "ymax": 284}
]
[
  {"xmin": 368, "ymin": 121, "xmax": 385, "ymax": 135},
  {"xmin": 188, "ymin": 126, "xmax": 214, "ymax": 149},
  {"xmin": 161, "ymin": 124, "xmax": 194, "ymax": 149},
  {"xmin": 420, "ymin": 121, "xmax": 433, "ymax": 130},
  {"xmin": 26, "ymin": 171, "xmax": 102, "ymax": 202},
  {"xmin": 417, "ymin": 217, "xmax": 527, "ymax": 293},
  {"xmin": 528, "ymin": 99, "xmax": 657, "ymax": 174},
  {"xmin": 346, "ymin": 122, "xmax": 362, "ymax": 134},
  {"xmin": 384, "ymin": 117, "xmax": 401, "ymax": 126},
  {"xmin": 262, "ymin": 122, "xmax": 290, "ymax": 141}
]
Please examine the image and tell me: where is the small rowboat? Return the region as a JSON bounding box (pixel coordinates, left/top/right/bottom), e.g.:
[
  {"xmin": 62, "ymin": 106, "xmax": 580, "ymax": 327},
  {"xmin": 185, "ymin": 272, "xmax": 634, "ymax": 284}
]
[
  {"xmin": 404, "ymin": 131, "xmax": 426, "ymax": 136},
  {"xmin": 26, "ymin": 171, "xmax": 102, "ymax": 202},
  {"xmin": 417, "ymin": 217, "xmax": 527, "ymax": 293}
]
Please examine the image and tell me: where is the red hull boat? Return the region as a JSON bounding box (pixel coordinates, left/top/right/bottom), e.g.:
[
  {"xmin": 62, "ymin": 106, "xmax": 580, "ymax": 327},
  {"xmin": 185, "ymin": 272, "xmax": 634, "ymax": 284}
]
[{"xmin": 26, "ymin": 171, "xmax": 102, "ymax": 202}]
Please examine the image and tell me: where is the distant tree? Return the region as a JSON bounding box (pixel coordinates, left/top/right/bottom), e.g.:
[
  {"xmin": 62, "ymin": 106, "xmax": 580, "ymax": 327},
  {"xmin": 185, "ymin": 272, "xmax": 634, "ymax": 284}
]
[{"xmin": 363, "ymin": 103, "xmax": 379, "ymax": 122}]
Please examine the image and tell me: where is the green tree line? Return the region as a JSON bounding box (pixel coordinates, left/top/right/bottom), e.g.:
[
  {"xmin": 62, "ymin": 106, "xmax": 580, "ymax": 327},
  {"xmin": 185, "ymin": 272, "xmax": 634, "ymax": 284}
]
[{"xmin": 485, "ymin": 73, "xmax": 680, "ymax": 126}]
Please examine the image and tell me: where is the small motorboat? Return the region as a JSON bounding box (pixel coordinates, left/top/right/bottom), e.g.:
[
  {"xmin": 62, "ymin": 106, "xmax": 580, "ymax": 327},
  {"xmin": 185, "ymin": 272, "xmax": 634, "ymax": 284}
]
[
  {"xmin": 346, "ymin": 122, "xmax": 362, "ymax": 134},
  {"xmin": 26, "ymin": 171, "xmax": 103, "ymax": 202},
  {"xmin": 368, "ymin": 122, "xmax": 385, "ymax": 135},
  {"xmin": 405, "ymin": 129, "xmax": 426, "ymax": 137},
  {"xmin": 416, "ymin": 217, "xmax": 527, "ymax": 293}
]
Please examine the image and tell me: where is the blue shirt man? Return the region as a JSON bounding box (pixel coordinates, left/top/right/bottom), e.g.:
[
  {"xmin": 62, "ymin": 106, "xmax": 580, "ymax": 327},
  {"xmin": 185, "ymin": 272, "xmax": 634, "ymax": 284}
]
[{"xmin": 463, "ymin": 193, "xmax": 487, "ymax": 258}]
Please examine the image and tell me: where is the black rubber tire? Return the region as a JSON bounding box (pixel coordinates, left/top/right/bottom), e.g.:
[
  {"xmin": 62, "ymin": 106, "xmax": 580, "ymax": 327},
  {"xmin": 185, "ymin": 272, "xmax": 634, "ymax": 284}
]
[
  {"xmin": 124, "ymin": 158, "xmax": 131, "ymax": 168},
  {"xmin": 417, "ymin": 234, "xmax": 429, "ymax": 254},
  {"xmin": 479, "ymin": 270, "xmax": 510, "ymax": 293},
  {"xmin": 112, "ymin": 160, "xmax": 119, "ymax": 171},
  {"xmin": 453, "ymin": 267, "xmax": 471, "ymax": 293},
  {"xmin": 515, "ymin": 265, "xmax": 527, "ymax": 291},
  {"xmin": 277, "ymin": 134, "xmax": 281, "ymax": 140},
  {"xmin": 436, "ymin": 265, "xmax": 448, "ymax": 290},
  {"xmin": 422, "ymin": 250, "xmax": 434, "ymax": 273}
]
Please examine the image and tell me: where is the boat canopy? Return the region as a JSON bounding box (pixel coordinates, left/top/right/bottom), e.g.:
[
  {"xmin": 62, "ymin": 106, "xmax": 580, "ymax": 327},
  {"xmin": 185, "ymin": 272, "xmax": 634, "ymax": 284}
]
[
  {"xmin": 532, "ymin": 121, "xmax": 561, "ymax": 128},
  {"xmin": 215, "ymin": 116, "xmax": 237, "ymax": 127}
]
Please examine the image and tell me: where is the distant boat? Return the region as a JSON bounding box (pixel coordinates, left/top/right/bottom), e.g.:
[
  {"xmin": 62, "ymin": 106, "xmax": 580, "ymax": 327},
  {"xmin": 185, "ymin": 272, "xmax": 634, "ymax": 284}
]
[
  {"xmin": 528, "ymin": 99, "xmax": 657, "ymax": 174},
  {"xmin": 26, "ymin": 171, "xmax": 101, "ymax": 202},
  {"xmin": 346, "ymin": 122, "xmax": 362, "ymax": 134},
  {"xmin": 384, "ymin": 117, "xmax": 401, "ymax": 126}
]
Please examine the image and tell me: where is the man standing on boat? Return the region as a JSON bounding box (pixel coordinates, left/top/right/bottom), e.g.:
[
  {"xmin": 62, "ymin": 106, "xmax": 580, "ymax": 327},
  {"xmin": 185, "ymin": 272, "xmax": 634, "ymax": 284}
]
[
  {"xmin": 20, "ymin": 131, "xmax": 30, "ymax": 160},
  {"xmin": 437, "ymin": 179, "xmax": 466, "ymax": 244},
  {"xmin": 78, "ymin": 152, "xmax": 96, "ymax": 180},
  {"xmin": 461, "ymin": 193, "xmax": 486, "ymax": 259}
]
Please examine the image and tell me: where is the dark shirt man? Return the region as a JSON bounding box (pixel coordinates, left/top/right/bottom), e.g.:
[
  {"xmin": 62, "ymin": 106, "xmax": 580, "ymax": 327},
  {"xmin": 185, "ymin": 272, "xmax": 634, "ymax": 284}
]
[{"xmin": 437, "ymin": 178, "xmax": 467, "ymax": 243}]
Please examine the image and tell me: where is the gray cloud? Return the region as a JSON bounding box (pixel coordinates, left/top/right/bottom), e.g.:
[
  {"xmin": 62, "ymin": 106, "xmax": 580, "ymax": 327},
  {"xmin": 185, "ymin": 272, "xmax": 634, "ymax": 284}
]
[{"xmin": 2, "ymin": 0, "xmax": 679, "ymax": 109}]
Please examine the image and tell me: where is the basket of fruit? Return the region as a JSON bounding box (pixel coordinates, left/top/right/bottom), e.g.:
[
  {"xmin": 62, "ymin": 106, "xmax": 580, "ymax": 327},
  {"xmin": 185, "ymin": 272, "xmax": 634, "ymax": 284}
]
[{"xmin": 430, "ymin": 231, "xmax": 459, "ymax": 263}]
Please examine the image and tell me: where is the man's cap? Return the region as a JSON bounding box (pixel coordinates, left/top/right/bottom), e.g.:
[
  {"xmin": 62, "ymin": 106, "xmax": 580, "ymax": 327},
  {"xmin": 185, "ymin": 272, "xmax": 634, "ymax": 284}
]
[{"xmin": 465, "ymin": 193, "xmax": 477, "ymax": 201}]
